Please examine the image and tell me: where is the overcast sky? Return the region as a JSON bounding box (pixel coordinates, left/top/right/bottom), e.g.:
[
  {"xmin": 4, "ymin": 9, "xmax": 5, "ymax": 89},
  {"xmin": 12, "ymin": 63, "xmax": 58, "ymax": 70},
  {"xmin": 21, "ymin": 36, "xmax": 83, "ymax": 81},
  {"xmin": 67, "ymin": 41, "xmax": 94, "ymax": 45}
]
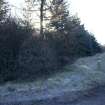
[{"xmin": 7, "ymin": 0, "xmax": 105, "ymax": 45}]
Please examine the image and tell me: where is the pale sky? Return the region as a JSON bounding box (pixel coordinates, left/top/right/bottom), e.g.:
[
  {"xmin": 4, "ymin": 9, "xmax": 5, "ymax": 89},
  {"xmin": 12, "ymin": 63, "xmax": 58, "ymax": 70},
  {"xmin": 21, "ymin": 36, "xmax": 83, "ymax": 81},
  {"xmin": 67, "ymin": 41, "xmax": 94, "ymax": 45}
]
[
  {"xmin": 70, "ymin": 0, "xmax": 105, "ymax": 45},
  {"xmin": 7, "ymin": 0, "xmax": 105, "ymax": 45}
]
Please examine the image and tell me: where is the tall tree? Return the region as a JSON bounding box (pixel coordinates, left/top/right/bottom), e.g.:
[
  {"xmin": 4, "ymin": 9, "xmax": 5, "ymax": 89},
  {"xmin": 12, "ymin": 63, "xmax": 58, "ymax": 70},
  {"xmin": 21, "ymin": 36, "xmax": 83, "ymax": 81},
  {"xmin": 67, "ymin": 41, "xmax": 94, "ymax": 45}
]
[
  {"xmin": 49, "ymin": 0, "xmax": 69, "ymax": 31},
  {"xmin": 23, "ymin": 0, "xmax": 33, "ymax": 27},
  {"xmin": 23, "ymin": 0, "xmax": 46, "ymax": 38},
  {"xmin": 26, "ymin": 0, "xmax": 51, "ymax": 38},
  {"xmin": 23, "ymin": 0, "xmax": 53, "ymax": 38},
  {"xmin": 40, "ymin": 0, "xmax": 45, "ymax": 38}
]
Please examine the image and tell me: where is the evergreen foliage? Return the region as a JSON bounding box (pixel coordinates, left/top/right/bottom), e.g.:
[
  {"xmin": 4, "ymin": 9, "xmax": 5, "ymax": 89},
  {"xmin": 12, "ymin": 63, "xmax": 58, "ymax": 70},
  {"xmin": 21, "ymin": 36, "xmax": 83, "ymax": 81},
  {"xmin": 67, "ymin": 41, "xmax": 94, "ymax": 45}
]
[{"xmin": 0, "ymin": 0, "xmax": 102, "ymax": 83}]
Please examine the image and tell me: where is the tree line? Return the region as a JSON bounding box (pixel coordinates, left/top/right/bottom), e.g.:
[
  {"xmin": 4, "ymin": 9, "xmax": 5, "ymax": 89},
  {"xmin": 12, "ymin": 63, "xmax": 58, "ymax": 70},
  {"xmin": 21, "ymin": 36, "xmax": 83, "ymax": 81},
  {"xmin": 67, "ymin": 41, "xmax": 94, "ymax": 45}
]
[{"xmin": 0, "ymin": 0, "xmax": 102, "ymax": 83}]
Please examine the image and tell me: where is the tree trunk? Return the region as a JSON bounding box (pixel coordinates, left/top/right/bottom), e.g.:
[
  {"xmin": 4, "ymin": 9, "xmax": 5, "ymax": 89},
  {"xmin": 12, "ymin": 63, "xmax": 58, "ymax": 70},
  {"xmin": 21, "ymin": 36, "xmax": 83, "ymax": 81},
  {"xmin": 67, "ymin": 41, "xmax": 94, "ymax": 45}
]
[{"xmin": 40, "ymin": 0, "xmax": 45, "ymax": 39}]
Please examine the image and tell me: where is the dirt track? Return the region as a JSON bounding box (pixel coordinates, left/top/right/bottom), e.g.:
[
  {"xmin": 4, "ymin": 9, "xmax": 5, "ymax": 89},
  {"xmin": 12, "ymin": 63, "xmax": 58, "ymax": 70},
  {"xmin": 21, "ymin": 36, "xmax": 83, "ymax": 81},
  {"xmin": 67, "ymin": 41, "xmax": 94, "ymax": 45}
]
[{"xmin": 0, "ymin": 85, "xmax": 105, "ymax": 105}]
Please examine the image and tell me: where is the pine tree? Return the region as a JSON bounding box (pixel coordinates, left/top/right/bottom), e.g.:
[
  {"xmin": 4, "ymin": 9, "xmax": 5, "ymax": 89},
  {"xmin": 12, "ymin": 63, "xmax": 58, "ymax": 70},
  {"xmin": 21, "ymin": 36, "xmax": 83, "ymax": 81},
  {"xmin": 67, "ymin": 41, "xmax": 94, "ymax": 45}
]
[{"xmin": 49, "ymin": 0, "xmax": 69, "ymax": 31}]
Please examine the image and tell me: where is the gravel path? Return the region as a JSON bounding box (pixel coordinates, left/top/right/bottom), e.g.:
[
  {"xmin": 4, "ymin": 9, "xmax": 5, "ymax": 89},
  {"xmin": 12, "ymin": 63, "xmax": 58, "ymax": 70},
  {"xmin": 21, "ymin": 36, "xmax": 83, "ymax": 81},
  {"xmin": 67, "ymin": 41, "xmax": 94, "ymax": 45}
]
[{"xmin": 0, "ymin": 85, "xmax": 105, "ymax": 105}]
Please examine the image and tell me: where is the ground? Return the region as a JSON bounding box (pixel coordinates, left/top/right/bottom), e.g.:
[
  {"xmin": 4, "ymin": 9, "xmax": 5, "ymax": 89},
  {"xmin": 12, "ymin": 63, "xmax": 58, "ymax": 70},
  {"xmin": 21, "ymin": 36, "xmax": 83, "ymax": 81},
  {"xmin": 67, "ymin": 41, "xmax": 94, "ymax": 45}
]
[
  {"xmin": 1, "ymin": 85, "xmax": 105, "ymax": 105},
  {"xmin": 0, "ymin": 53, "xmax": 105, "ymax": 105}
]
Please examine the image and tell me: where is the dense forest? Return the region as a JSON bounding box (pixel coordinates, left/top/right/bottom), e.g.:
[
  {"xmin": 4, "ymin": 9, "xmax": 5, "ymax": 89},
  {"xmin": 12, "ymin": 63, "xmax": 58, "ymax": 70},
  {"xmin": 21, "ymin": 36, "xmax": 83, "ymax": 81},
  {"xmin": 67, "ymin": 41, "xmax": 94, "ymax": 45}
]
[{"xmin": 0, "ymin": 0, "xmax": 102, "ymax": 83}]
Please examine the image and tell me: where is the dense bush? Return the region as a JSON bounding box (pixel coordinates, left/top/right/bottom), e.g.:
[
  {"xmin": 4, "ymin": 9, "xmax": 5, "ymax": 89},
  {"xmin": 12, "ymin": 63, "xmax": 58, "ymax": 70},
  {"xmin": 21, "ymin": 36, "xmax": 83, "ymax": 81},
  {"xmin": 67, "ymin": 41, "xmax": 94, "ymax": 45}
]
[
  {"xmin": 0, "ymin": 18, "xmax": 32, "ymax": 82},
  {"xmin": 17, "ymin": 37, "xmax": 59, "ymax": 80},
  {"xmin": 0, "ymin": 18, "xmax": 102, "ymax": 83},
  {"xmin": 45, "ymin": 23, "xmax": 102, "ymax": 66}
]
